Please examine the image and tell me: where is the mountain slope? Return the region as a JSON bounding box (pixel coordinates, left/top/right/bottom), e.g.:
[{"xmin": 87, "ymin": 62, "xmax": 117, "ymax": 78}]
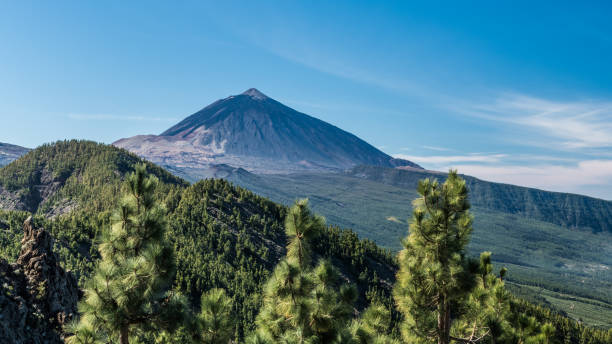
[
  {"xmin": 0, "ymin": 142, "xmax": 29, "ymax": 167},
  {"xmin": 114, "ymin": 88, "xmax": 420, "ymax": 173}
]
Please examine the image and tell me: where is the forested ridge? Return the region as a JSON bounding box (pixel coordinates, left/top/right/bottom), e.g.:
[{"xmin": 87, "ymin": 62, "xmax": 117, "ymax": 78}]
[{"xmin": 0, "ymin": 140, "xmax": 610, "ymax": 343}]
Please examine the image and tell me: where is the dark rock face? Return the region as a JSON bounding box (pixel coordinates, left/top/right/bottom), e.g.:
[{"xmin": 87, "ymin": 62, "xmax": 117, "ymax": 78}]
[
  {"xmin": 0, "ymin": 167, "xmax": 70, "ymax": 215},
  {"xmin": 0, "ymin": 217, "xmax": 79, "ymax": 343},
  {"xmin": 114, "ymin": 88, "xmax": 422, "ymax": 174}
]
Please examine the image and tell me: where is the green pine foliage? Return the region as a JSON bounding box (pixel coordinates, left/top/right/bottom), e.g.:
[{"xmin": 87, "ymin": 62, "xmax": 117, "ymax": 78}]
[
  {"xmin": 232, "ymin": 168, "xmax": 612, "ymax": 328},
  {"xmin": 250, "ymin": 199, "xmax": 358, "ymax": 343},
  {"xmin": 198, "ymin": 288, "xmax": 235, "ymax": 344},
  {"xmin": 67, "ymin": 164, "xmax": 188, "ymax": 344},
  {"xmin": 393, "ymin": 171, "xmax": 557, "ymax": 344},
  {"xmin": 394, "ymin": 171, "xmax": 478, "ymax": 344},
  {"xmin": 348, "ymin": 302, "xmax": 400, "ymax": 344},
  {"xmin": 0, "ymin": 140, "xmax": 185, "ymax": 214},
  {"xmin": 511, "ymin": 300, "xmax": 612, "ymax": 344}
]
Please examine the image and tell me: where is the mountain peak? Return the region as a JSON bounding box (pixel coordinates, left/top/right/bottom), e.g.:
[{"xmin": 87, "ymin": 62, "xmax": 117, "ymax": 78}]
[
  {"xmin": 116, "ymin": 88, "xmax": 422, "ymax": 173},
  {"xmin": 241, "ymin": 88, "xmax": 268, "ymax": 100}
]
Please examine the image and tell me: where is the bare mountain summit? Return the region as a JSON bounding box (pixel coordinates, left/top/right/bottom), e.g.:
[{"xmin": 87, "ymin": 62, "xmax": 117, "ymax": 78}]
[{"xmin": 114, "ymin": 88, "xmax": 420, "ymax": 174}]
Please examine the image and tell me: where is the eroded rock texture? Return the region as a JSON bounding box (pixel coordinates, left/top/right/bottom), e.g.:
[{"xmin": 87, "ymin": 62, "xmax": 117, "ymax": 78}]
[{"xmin": 0, "ymin": 216, "xmax": 78, "ymax": 343}]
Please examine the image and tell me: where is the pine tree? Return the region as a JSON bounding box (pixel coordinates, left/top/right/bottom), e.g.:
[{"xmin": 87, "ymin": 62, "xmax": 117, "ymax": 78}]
[
  {"xmin": 347, "ymin": 302, "xmax": 400, "ymax": 344},
  {"xmin": 393, "ymin": 170, "xmax": 478, "ymax": 344},
  {"xmin": 67, "ymin": 164, "xmax": 187, "ymax": 344},
  {"xmin": 198, "ymin": 288, "xmax": 234, "ymax": 344},
  {"xmin": 250, "ymin": 199, "xmax": 357, "ymax": 344},
  {"xmin": 393, "ymin": 171, "xmax": 554, "ymax": 344},
  {"xmin": 452, "ymin": 252, "xmax": 512, "ymax": 343},
  {"xmin": 458, "ymin": 252, "xmax": 555, "ymax": 344}
]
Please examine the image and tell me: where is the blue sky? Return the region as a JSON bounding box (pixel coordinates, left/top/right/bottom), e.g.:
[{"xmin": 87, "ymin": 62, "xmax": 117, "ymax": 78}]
[{"xmin": 1, "ymin": 1, "xmax": 611, "ymax": 199}]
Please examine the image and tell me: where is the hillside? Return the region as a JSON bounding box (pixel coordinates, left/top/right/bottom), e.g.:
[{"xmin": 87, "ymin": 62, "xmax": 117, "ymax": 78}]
[
  {"xmin": 0, "ymin": 141, "xmax": 398, "ymax": 339},
  {"xmin": 0, "ymin": 142, "xmax": 29, "ymax": 167},
  {"xmin": 0, "ymin": 141, "xmax": 609, "ymax": 342},
  {"xmin": 114, "ymin": 88, "xmax": 420, "ymax": 174},
  {"xmin": 0, "ymin": 140, "xmax": 186, "ymax": 216}
]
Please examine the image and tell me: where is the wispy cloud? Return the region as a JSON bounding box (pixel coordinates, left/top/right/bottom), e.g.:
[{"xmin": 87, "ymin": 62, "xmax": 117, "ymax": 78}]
[
  {"xmin": 449, "ymin": 160, "xmax": 612, "ymax": 199},
  {"xmin": 422, "ymin": 145, "xmax": 452, "ymax": 152},
  {"xmin": 262, "ymin": 45, "xmax": 420, "ymax": 96},
  {"xmin": 68, "ymin": 114, "xmax": 177, "ymax": 122},
  {"xmin": 394, "ymin": 153, "xmax": 506, "ymax": 165},
  {"xmin": 243, "ymin": 32, "xmax": 450, "ymax": 102},
  {"xmin": 395, "ymin": 150, "xmax": 612, "ymax": 199},
  {"xmin": 463, "ymin": 94, "xmax": 612, "ymax": 150}
]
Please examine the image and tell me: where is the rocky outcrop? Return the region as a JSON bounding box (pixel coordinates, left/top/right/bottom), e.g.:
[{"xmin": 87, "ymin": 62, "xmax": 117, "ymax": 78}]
[
  {"xmin": 0, "ymin": 167, "xmax": 71, "ymax": 215},
  {"xmin": 0, "ymin": 217, "xmax": 79, "ymax": 343}
]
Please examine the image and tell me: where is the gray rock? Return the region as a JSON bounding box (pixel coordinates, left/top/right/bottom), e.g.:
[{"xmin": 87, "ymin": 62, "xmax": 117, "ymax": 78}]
[{"xmin": 0, "ymin": 216, "xmax": 79, "ymax": 343}]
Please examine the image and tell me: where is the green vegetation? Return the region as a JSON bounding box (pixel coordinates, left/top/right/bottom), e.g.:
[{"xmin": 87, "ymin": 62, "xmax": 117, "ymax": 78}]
[
  {"xmin": 346, "ymin": 165, "xmax": 612, "ymax": 233},
  {"xmin": 394, "ymin": 171, "xmax": 479, "ymax": 343},
  {"xmin": 198, "ymin": 288, "xmax": 234, "ymax": 344},
  {"xmin": 0, "ymin": 140, "xmax": 610, "ymax": 343},
  {"xmin": 0, "ymin": 141, "xmax": 395, "ymax": 341},
  {"xmin": 0, "ymin": 140, "xmax": 185, "ymax": 214},
  {"xmin": 393, "ymin": 172, "xmax": 553, "ymax": 344},
  {"xmin": 250, "ymin": 199, "xmax": 358, "ymax": 343},
  {"xmin": 229, "ymin": 171, "xmax": 612, "ymax": 328},
  {"xmin": 67, "ymin": 165, "xmax": 188, "ymax": 344}
]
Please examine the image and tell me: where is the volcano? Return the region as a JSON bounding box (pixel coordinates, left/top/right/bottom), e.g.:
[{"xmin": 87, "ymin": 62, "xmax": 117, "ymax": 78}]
[{"xmin": 114, "ymin": 88, "xmax": 420, "ymax": 174}]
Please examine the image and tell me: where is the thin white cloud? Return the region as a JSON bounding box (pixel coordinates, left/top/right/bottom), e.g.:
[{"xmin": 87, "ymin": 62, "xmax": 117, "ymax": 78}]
[
  {"xmin": 68, "ymin": 114, "xmax": 177, "ymax": 122},
  {"xmin": 448, "ymin": 160, "xmax": 612, "ymax": 199},
  {"xmin": 395, "ymin": 152, "xmax": 612, "ymax": 198},
  {"xmin": 244, "ymin": 33, "xmax": 454, "ymax": 102},
  {"xmin": 262, "ymin": 45, "xmax": 420, "ymax": 96},
  {"xmin": 464, "ymin": 94, "xmax": 612, "ymax": 150},
  {"xmin": 422, "ymin": 145, "xmax": 451, "ymax": 152},
  {"xmin": 394, "ymin": 153, "xmax": 506, "ymax": 164}
]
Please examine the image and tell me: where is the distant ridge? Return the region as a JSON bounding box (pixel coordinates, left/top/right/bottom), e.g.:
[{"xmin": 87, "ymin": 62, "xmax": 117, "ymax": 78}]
[
  {"xmin": 347, "ymin": 165, "xmax": 612, "ymax": 233},
  {"xmin": 0, "ymin": 142, "xmax": 29, "ymax": 167},
  {"xmin": 114, "ymin": 88, "xmax": 421, "ymax": 174}
]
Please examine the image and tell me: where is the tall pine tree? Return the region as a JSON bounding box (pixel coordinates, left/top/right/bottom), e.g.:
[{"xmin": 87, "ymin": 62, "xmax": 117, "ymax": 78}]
[
  {"xmin": 393, "ymin": 170, "xmax": 477, "ymax": 344},
  {"xmin": 67, "ymin": 164, "xmax": 187, "ymax": 344},
  {"xmin": 393, "ymin": 171, "xmax": 553, "ymax": 344},
  {"xmin": 250, "ymin": 199, "xmax": 357, "ymax": 344}
]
